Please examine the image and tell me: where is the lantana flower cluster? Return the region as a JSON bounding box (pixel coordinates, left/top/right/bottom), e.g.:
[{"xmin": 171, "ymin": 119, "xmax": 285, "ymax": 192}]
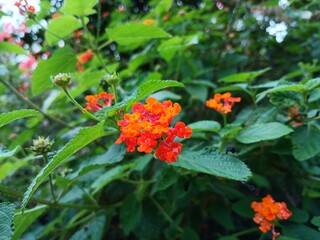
[
  {"xmin": 206, "ymin": 92, "xmax": 241, "ymax": 114},
  {"xmin": 115, "ymin": 97, "xmax": 192, "ymax": 163},
  {"xmin": 15, "ymin": 0, "xmax": 35, "ymax": 15},
  {"xmin": 84, "ymin": 92, "xmax": 115, "ymax": 112},
  {"xmin": 76, "ymin": 49, "xmax": 95, "ymax": 72},
  {"xmin": 251, "ymin": 195, "xmax": 292, "ymax": 240}
]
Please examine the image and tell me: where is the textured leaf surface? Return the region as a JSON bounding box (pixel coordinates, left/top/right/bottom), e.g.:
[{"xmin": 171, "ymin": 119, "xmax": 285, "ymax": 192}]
[
  {"xmin": 188, "ymin": 120, "xmax": 221, "ymax": 132},
  {"xmin": 32, "ymin": 46, "xmax": 77, "ymax": 95},
  {"xmin": 256, "ymin": 84, "xmax": 305, "ymax": 102},
  {"xmin": 0, "ymin": 42, "xmax": 26, "ymax": 55},
  {"xmin": 62, "ymin": 0, "xmax": 98, "ymax": 16},
  {"xmin": 21, "ymin": 122, "xmax": 116, "ymax": 211},
  {"xmin": 304, "ymin": 77, "xmax": 320, "ymax": 91},
  {"xmin": 236, "ymin": 122, "xmax": 293, "ymax": 144},
  {"xmin": 0, "ymin": 202, "xmax": 15, "ymax": 240},
  {"xmin": 0, "ymin": 109, "xmax": 41, "ymax": 128},
  {"xmin": 283, "ymin": 224, "xmax": 320, "ymax": 240},
  {"xmin": 172, "ymin": 150, "xmax": 252, "ymax": 181},
  {"xmin": 120, "ymin": 194, "xmax": 142, "ymax": 235},
  {"xmin": 107, "ymin": 23, "xmax": 171, "ymax": 45},
  {"xmin": 292, "ymin": 126, "xmax": 320, "ymax": 161},
  {"xmin": 13, "ymin": 206, "xmax": 47, "ymax": 240},
  {"xmin": 46, "ymin": 16, "xmax": 82, "ymax": 45}
]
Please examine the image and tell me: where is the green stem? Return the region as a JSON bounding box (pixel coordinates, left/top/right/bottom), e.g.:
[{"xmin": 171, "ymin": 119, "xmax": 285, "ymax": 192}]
[
  {"xmin": 98, "ymin": 40, "xmax": 112, "ymax": 50},
  {"xmin": 111, "ymin": 83, "xmax": 118, "ymax": 104},
  {"xmin": 80, "ymin": 17, "xmax": 110, "ymax": 74},
  {"xmin": 0, "ymin": 184, "xmax": 101, "ymax": 210},
  {"xmin": 43, "ymin": 153, "xmax": 56, "ymax": 202},
  {"xmin": 222, "ymin": 113, "xmax": 227, "ymax": 128},
  {"xmin": 150, "ymin": 197, "xmax": 183, "ymax": 233},
  {"xmin": 0, "ymin": 77, "xmax": 72, "ymax": 128},
  {"xmin": 62, "ymin": 87, "xmax": 101, "ymax": 122}
]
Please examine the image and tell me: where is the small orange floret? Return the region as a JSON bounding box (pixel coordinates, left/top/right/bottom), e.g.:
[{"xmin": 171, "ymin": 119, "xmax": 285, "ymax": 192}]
[
  {"xmin": 206, "ymin": 92, "xmax": 241, "ymax": 114},
  {"xmin": 143, "ymin": 19, "xmax": 154, "ymax": 25},
  {"xmin": 288, "ymin": 106, "xmax": 302, "ymax": 126},
  {"xmin": 77, "ymin": 49, "xmax": 94, "ymax": 64},
  {"xmin": 84, "ymin": 92, "xmax": 114, "ymax": 112},
  {"xmin": 51, "ymin": 13, "xmax": 61, "ymax": 19},
  {"xmin": 251, "ymin": 195, "xmax": 292, "ymax": 240},
  {"xmin": 115, "ymin": 97, "xmax": 192, "ymax": 163}
]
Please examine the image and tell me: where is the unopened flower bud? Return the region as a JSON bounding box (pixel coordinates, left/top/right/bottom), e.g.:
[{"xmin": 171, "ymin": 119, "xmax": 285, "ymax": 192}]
[
  {"xmin": 30, "ymin": 136, "xmax": 54, "ymax": 155},
  {"xmin": 105, "ymin": 72, "xmax": 119, "ymax": 85},
  {"xmin": 51, "ymin": 73, "xmax": 73, "ymax": 87}
]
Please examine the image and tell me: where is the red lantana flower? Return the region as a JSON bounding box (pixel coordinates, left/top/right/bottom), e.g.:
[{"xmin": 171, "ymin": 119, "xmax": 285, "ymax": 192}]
[
  {"xmin": 288, "ymin": 106, "xmax": 302, "ymax": 126},
  {"xmin": 84, "ymin": 92, "xmax": 114, "ymax": 112},
  {"xmin": 15, "ymin": 0, "xmax": 35, "ymax": 14},
  {"xmin": 115, "ymin": 97, "xmax": 192, "ymax": 163},
  {"xmin": 206, "ymin": 92, "xmax": 241, "ymax": 114},
  {"xmin": 251, "ymin": 195, "xmax": 292, "ymax": 240}
]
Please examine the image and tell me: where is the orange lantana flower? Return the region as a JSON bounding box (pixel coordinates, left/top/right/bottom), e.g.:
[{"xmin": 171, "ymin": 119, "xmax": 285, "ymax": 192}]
[
  {"xmin": 84, "ymin": 92, "xmax": 114, "ymax": 112},
  {"xmin": 206, "ymin": 92, "xmax": 241, "ymax": 114},
  {"xmin": 115, "ymin": 97, "xmax": 192, "ymax": 163},
  {"xmin": 76, "ymin": 49, "xmax": 95, "ymax": 72},
  {"xmin": 288, "ymin": 106, "xmax": 302, "ymax": 126},
  {"xmin": 251, "ymin": 195, "xmax": 292, "ymax": 240},
  {"xmin": 143, "ymin": 19, "xmax": 154, "ymax": 25}
]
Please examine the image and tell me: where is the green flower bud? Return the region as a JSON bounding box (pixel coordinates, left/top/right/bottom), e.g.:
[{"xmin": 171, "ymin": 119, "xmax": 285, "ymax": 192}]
[
  {"xmin": 30, "ymin": 136, "xmax": 54, "ymax": 155},
  {"xmin": 51, "ymin": 73, "xmax": 73, "ymax": 88},
  {"xmin": 105, "ymin": 72, "xmax": 119, "ymax": 85}
]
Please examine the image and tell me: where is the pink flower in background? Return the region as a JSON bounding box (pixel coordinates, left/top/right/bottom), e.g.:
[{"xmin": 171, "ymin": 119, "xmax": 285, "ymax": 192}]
[{"xmin": 18, "ymin": 55, "xmax": 37, "ymax": 75}]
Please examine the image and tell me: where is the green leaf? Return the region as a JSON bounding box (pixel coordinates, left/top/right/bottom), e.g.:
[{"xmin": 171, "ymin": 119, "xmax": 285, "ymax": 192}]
[
  {"xmin": 182, "ymin": 228, "xmax": 200, "ymax": 240},
  {"xmin": 120, "ymin": 194, "xmax": 142, "ymax": 235},
  {"xmin": 304, "ymin": 77, "xmax": 320, "ymax": 91},
  {"xmin": 70, "ymin": 215, "xmax": 106, "ymax": 240},
  {"xmin": 13, "ymin": 205, "xmax": 47, "ymax": 240},
  {"xmin": 0, "ymin": 202, "xmax": 15, "ymax": 240},
  {"xmin": 188, "ymin": 120, "xmax": 221, "ymax": 133},
  {"xmin": 98, "ymin": 79, "xmax": 184, "ymax": 118},
  {"xmin": 0, "ymin": 146, "xmax": 18, "ymax": 161},
  {"xmin": 157, "ymin": 37, "xmax": 185, "ymax": 62},
  {"xmin": 45, "ymin": 16, "xmax": 82, "ymax": 45},
  {"xmin": 218, "ymin": 68, "xmax": 270, "ymax": 83},
  {"xmin": 283, "ymin": 224, "xmax": 320, "ymax": 240},
  {"xmin": 0, "ymin": 42, "xmax": 26, "ymax": 55},
  {"xmin": 106, "ymin": 23, "xmax": 171, "ymax": 45},
  {"xmin": 0, "ymin": 109, "xmax": 41, "ymax": 128},
  {"xmin": 292, "ymin": 126, "xmax": 320, "ymax": 161},
  {"xmin": 172, "ymin": 149, "xmax": 252, "ymax": 181},
  {"xmin": 152, "ymin": 168, "xmax": 179, "ymax": 194},
  {"xmin": 0, "ymin": 159, "xmax": 28, "ymax": 182},
  {"xmin": 32, "ymin": 46, "xmax": 77, "ymax": 95},
  {"xmin": 21, "ymin": 122, "xmax": 116, "ymax": 211},
  {"xmin": 311, "ymin": 216, "xmax": 320, "ymax": 229},
  {"xmin": 236, "ymin": 122, "xmax": 293, "ymax": 144},
  {"xmin": 256, "ymin": 84, "xmax": 305, "ymax": 102},
  {"xmin": 62, "ymin": 0, "xmax": 98, "ymax": 16}
]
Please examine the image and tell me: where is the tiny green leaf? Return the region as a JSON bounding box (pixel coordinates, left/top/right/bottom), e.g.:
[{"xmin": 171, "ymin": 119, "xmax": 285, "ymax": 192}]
[
  {"xmin": 0, "ymin": 109, "xmax": 41, "ymax": 128},
  {"xmin": 172, "ymin": 149, "xmax": 252, "ymax": 181},
  {"xmin": 21, "ymin": 122, "xmax": 117, "ymax": 211},
  {"xmin": 236, "ymin": 122, "xmax": 293, "ymax": 144}
]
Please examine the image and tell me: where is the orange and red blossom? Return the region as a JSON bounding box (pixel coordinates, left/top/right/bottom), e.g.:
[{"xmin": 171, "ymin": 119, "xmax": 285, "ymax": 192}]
[
  {"xmin": 115, "ymin": 97, "xmax": 192, "ymax": 163},
  {"xmin": 288, "ymin": 106, "xmax": 302, "ymax": 126},
  {"xmin": 76, "ymin": 49, "xmax": 94, "ymax": 71},
  {"xmin": 251, "ymin": 195, "xmax": 292, "ymax": 240},
  {"xmin": 84, "ymin": 92, "xmax": 114, "ymax": 112},
  {"xmin": 143, "ymin": 19, "xmax": 154, "ymax": 25},
  {"xmin": 206, "ymin": 92, "xmax": 241, "ymax": 114}
]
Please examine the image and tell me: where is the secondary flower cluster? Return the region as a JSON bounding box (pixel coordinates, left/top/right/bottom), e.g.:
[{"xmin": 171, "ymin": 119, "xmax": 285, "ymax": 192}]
[
  {"xmin": 251, "ymin": 195, "xmax": 292, "ymax": 240},
  {"xmin": 76, "ymin": 49, "xmax": 95, "ymax": 72},
  {"xmin": 206, "ymin": 92, "xmax": 241, "ymax": 114},
  {"xmin": 84, "ymin": 92, "xmax": 115, "ymax": 112},
  {"xmin": 288, "ymin": 106, "xmax": 302, "ymax": 126},
  {"xmin": 115, "ymin": 97, "xmax": 192, "ymax": 163},
  {"xmin": 15, "ymin": 0, "xmax": 35, "ymax": 15}
]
